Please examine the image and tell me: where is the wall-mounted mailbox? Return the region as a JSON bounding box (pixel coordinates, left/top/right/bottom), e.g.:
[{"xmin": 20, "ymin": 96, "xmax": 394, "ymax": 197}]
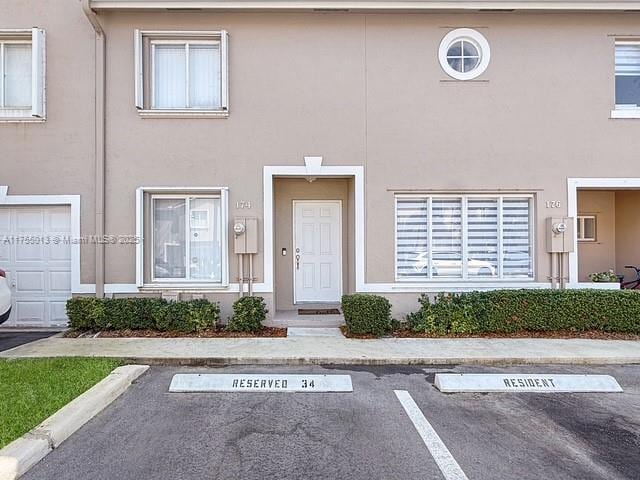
[
  {"xmin": 546, "ymin": 217, "xmax": 574, "ymax": 253},
  {"xmin": 233, "ymin": 217, "xmax": 258, "ymax": 254}
]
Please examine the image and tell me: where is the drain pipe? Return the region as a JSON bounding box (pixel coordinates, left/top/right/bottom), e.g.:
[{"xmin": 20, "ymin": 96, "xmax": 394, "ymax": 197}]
[{"xmin": 82, "ymin": 0, "xmax": 106, "ymax": 298}]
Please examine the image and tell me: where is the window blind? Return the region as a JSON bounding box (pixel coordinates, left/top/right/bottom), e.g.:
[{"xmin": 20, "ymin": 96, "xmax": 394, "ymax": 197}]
[
  {"xmin": 396, "ymin": 195, "xmax": 533, "ymax": 281},
  {"xmin": 615, "ymin": 43, "xmax": 640, "ymax": 106},
  {"xmin": 396, "ymin": 199, "xmax": 429, "ymax": 279}
]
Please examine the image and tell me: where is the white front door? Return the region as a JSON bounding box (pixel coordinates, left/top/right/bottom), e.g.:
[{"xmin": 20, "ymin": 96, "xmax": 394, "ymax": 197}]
[
  {"xmin": 293, "ymin": 201, "xmax": 342, "ymax": 303},
  {"xmin": 0, "ymin": 206, "xmax": 72, "ymax": 327}
]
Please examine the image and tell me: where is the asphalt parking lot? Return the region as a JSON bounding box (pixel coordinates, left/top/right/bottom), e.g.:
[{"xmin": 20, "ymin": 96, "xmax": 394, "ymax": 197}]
[
  {"xmin": 0, "ymin": 331, "xmax": 57, "ymax": 352},
  {"xmin": 23, "ymin": 364, "xmax": 640, "ymax": 480}
]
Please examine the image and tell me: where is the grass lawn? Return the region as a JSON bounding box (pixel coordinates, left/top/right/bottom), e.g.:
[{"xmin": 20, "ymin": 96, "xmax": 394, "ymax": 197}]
[{"xmin": 0, "ymin": 357, "xmax": 122, "ymax": 449}]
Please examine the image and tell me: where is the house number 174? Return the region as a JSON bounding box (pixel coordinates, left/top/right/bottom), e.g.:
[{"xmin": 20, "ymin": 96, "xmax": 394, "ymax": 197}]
[{"xmin": 236, "ymin": 201, "xmax": 252, "ymax": 209}]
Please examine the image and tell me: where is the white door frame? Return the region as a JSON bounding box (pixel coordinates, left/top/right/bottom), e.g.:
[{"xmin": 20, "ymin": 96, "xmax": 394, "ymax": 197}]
[
  {"xmin": 567, "ymin": 177, "xmax": 640, "ymax": 287},
  {"xmin": 292, "ymin": 199, "xmax": 343, "ymax": 304},
  {"xmin": 0, "ymin": 188, "xmax": 88, "ymax": 294}
]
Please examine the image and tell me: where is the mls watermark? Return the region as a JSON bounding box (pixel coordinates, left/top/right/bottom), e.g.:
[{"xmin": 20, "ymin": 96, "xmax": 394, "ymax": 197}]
[{"xmin": 1, "ymin": 235, "xmax": 140, "ymax": 245}]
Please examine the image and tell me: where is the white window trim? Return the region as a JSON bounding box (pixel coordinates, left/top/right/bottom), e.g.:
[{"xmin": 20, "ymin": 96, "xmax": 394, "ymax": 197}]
[
  {"xmin": 134, "ymin": 29, "xmax": 229, "ymax": 118},
  {"xmin": 576, "ymin": 215, "xmax": 597, "ymax": 242},
  {"xmin": 0, "ymin": 28, "xmax": 46, "ymax": 122},
  {"xmin": 612, "ymin": 39, "xmax": 640, "ymax": 118},
  {"xmin": 438, "ymin": 28, "xmax": 490, "ymax": 81},
  {"xmin": 394, "ymin": 193, "xmax": 535, "ymax": 283},
  {"xmin": 136, "ymin": 186, "xmax": 229, "ymax": 288}
]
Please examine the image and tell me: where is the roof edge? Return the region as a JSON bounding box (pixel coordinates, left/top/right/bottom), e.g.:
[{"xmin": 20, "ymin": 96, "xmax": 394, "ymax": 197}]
[{"xmin": 88, "ymin": 1, "xmax": 640, "ymax": 12}]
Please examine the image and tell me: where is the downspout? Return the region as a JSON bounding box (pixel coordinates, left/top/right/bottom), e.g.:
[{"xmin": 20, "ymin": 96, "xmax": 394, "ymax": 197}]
[{"xmin": 82, "ymin": 0, "xmax": 106, "ymax": 298}]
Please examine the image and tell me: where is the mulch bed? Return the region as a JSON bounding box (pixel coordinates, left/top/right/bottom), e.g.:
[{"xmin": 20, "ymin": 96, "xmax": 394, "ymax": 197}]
[
  {"xmin": 341, "ymin": 326, "xmax": 640, "ymax": 340},
  {"xmin": 64, "ymin": 327, "xmax": 287, "ymax": 339}
]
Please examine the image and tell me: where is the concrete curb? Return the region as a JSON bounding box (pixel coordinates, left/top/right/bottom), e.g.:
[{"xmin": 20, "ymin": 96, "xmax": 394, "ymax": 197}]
[
  {"xmin": 124, "ymin": 356, "xmax": 640, "ymax": 367},
  {"xmin": 0, "ymin": 364, "xmax": 149, "ymax": 480}
]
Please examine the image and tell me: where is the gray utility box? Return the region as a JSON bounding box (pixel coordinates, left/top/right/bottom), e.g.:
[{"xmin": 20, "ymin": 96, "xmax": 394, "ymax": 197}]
[
  {"xmin": 546, "ymin": 217, "xmax": 575, "ymax": 253},
  {"xmin": 233, "ymin": 217, "xmax": 258, "ymax": 254}
]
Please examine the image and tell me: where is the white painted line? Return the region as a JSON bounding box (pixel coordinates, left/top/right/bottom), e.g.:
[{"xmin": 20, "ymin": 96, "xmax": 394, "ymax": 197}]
[
  {"xmin": 394, "ymin": 390, "xmax": 469, "ymax": 480},
  {"xmin": 434, "ymin": 374, "xmax": 623, "ymax": 393},
  {"xmin": 169, "ymin": 374, "xmax": 353, "ymax": 393}
]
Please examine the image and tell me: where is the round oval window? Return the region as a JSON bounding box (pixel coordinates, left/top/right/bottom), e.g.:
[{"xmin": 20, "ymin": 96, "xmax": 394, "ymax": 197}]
[{"xmin": 439, "ymin": 29, "xmax": 491, "ymax": 80}]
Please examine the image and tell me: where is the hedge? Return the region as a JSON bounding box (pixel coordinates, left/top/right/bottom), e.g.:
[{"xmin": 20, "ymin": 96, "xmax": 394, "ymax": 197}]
[
  {"xmin": 342, "ymin": 294, "xmax": 392, "ymax": 336},
  {"xmin": 66, "ymin": 297, "xmax": 220, "ymax": 333},
  {"xmin": 226, "ymin": 296, "xmax": 268, "ymax": 332},
  {"xmin": 407, "ymin": 289, "xmax": 640, "ymax": 335}
]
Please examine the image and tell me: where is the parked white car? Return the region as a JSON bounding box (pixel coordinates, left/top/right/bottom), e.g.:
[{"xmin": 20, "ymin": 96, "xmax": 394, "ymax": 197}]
[{"xmin": 0, "ymin": 269, "xmax": 11, "ymax": 325}]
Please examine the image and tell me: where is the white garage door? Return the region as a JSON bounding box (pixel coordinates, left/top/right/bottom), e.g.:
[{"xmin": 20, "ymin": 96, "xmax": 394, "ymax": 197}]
[{"xmin": 0, "ymin": 206, "xmax": 72, "ymax": 327}]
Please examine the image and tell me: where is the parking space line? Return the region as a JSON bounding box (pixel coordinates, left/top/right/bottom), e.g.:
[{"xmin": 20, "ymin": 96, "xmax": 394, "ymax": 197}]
[{"xmin": 394, "ymin": 390, "xmax": 469, "ymax": 480}]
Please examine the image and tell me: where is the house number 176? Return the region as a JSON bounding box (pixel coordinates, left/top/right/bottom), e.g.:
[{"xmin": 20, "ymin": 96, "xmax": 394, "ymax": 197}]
[{"xmin": 545, "ymin": 201, "xmax": 561, "ymax": 208}]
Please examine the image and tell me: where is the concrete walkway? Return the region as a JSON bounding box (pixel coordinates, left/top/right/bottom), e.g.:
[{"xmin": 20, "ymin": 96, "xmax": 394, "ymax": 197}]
[{"xmin": 1, "ymin": 335, "xmax": 639, "ymax": 365}]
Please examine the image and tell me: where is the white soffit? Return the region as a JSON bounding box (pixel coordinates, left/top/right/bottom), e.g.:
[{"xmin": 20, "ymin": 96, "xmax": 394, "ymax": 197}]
[{"xmin": 89, "ymin": 1, "xmax": 640, "ymax": 12}]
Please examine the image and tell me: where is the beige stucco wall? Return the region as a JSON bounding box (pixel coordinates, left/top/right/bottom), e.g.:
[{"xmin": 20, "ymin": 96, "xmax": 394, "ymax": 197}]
[
  {"xmin": 273, "ymin": 178, "xmax": 353, "ymax": 311},
  {"xmin": 96, "ymin": 11, "xmax": 640, "ymax": 290},
  {"xmin": 577, "ymin": 190, "xmax": 616, "ymax": 282},
  {"xmin": 0, "ymin": 0, "xmax": 96, "ymax": 283},
  {"xmin": 615, "ymin": 191, "xmax": 640, "ymax": 282},
  {"xmin": 3, "ymin": 6, "xmax": 640, "ymax": 317}
]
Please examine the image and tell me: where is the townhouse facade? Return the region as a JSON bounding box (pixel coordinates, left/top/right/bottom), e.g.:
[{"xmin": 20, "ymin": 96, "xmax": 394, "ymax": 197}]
[{"xmin": 2, "ymin": 0, "xmax": 640, "ymax": 326}]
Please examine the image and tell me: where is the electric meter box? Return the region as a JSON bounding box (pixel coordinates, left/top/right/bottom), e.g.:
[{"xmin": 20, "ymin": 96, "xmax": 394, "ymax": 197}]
[
  {"xmin": 546, "ymin": 217, "xmax": 574, "ymax": 253},
  {"xmin": 233, "ymin": 217, "xmax": 258, "ymax": 254}
]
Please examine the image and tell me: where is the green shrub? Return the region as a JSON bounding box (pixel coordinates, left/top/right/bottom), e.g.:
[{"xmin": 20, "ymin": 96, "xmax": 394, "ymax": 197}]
[
  {"xmin": 66, "ymin": 297, "xmax": 220, "ymax": 332},
  {"xmin": 407, "ymin": 289, "xmax": 640, "ymax": 335},
  {"xmin": 227, "ymin": 296, "xmax": 268, "ymax": 332},
  {"xmin": 342, "ymin": 294, "xmax": 392, "ymax": 336}
]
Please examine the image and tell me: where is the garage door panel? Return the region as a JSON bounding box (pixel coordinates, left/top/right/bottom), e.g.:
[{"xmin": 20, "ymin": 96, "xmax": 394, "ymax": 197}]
[
  {"xmin": 0, "ymin": 243, "xmax": 9, "ymax": 263},
  {"xmin": 15, "ymin": 301, "xmax": 46, "ymax": 324},
  {"xmin": 49, "ymin": 209, "xmax": 71, "ymax": 231},
  {"xmin": 50, "ymin": 271, "xmax": 71, "ymax": 292},
  {"xmin": 15, "ymin": 242, "xmax": 46, "ymax": 262},
  {"xmin": 1, "ymin": 206, "xmax": 72, "ymax": 327},
  {"xmin": 16, "ymin": 210, "xmax": 45, "ymax": 231},
  {"xmin": 0, "ymin": 211, "xmax": 9, "ymax": 231},
  {"xmin": 49, "ymin": 240, "xmax": 71, "ymax": 261},
  {"xmin": 15, "ymin": 270, "xmax": 45, "ymax": 292},
  {"xmin": 50, "ymin": 301, "xmax": 69, "ymax": 326}
]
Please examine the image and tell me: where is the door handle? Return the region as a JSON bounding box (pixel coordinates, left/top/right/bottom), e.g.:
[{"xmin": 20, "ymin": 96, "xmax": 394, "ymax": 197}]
[{"xmin": 295, "ymin": 254, "xmax": 300, "ymax": 270}]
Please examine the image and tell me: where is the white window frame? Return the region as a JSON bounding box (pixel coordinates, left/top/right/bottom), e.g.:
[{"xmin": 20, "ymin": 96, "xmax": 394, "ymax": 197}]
[
  {"xmin": 136, "ymin": 186, "xmax": 229, "ymax": 288},
  {"xmin": 150, "ymin": 39, "xmax": 221, "ymax": 110},
  {"xmin": 611, "ymin": 39, "xmax": 640, "ymax": 119},
  {"xmin": 135, "ymin": 30, "xmax": 229, "ymax": 118},
  {"xmin": 438, "ymin": 28, "xmax": 491, "ymax": 81},
  {"xmin": 576, "ymin": 215, "xmax": 597, "ymax": 242},
  {"xmin": 394, "ymin": 193, "xmax": 535, "ymax": 282},
  {"xmin": 0, "ymin": 28, "xmax": 45, "ymax": 121}
]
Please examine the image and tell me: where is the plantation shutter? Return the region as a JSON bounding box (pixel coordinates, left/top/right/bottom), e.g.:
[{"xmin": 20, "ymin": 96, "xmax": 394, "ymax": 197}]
[
  {"xmin": 31, "ymin": 27, "xmax": 45, "ymax": 118},
  {"xmin": 502, "ymin": 198, "xmax": 533, "ymax": 278},
  {"xmin": 396, "ymin": 198, "xmax": 429, "ymax": 279}
]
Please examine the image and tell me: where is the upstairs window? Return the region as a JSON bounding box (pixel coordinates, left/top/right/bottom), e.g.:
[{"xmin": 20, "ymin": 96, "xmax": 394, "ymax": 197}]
[
  {"xmin": 135, "ymin": 30, "xmax": 229, "ymax": 117},
  {"xmin": 615, "ymin": 40, "xmax": 640, "ymax": 111},
  {"xmin": 0, "ymin": 28, "xmax": 45, "ymax": 120},
  {"xmin": 438, "ymin": 29, "xmax": 491, "ymax": 81}
]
